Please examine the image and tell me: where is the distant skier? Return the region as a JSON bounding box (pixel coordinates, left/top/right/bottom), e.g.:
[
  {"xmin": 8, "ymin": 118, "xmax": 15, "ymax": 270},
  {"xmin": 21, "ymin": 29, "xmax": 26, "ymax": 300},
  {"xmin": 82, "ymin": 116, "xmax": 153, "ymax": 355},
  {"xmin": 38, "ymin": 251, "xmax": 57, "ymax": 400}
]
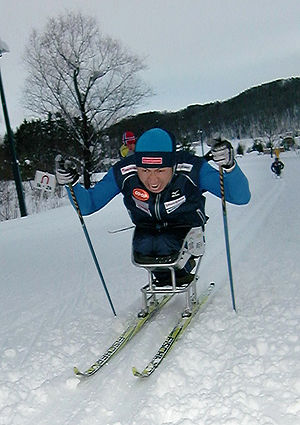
[
  {"xmin": 119, "ymin": 131, "xmax": 136, "ymax": 158},
  {"xmin": 55, "ymin": 128, "xmax": 251, "ymax": 284},
  {"xmin": 271, "ymin": 157, "xmax": 284, "ymax": 178}
]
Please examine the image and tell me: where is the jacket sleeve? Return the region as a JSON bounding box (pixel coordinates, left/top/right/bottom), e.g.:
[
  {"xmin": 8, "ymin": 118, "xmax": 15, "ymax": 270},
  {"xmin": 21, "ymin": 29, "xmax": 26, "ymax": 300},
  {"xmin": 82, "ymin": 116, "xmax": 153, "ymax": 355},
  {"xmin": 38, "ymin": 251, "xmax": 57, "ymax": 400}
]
[
  {"xmin": 66, "ymin": 167, "xmax": 121, "ymax": 216},
  {"xmin": 199, "ymin": 161, "xmax": 251, "ymax": 205}
]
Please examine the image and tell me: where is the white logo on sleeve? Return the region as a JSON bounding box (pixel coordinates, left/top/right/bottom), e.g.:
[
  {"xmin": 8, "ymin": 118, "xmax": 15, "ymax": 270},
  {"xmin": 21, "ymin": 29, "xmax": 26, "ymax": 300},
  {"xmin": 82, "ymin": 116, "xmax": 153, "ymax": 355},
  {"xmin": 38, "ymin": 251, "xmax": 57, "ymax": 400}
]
[{"xmin": 164, "ymin": 195, "xmax": 186, "ymax": 214}]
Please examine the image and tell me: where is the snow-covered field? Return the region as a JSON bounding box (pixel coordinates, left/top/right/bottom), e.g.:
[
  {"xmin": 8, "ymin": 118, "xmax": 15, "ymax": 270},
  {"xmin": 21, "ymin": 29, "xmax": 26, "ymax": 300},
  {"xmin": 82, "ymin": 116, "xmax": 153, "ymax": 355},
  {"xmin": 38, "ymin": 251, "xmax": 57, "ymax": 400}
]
[{"xmin": 1, "ymin": 151, "xmax": 300, "ymax": 425}]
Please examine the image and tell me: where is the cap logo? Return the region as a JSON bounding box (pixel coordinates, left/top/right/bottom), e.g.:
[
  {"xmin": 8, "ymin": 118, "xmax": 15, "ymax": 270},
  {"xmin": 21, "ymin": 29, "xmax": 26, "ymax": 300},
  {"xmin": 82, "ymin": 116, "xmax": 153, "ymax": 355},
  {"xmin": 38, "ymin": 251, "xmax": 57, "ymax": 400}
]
[
  {"xmin": 142, "ymin": 156, "xmax": 163, "ymax": 165},
  {"xmin": 133, "ymin": 188, "xmax": 150, "ymax": 201}
]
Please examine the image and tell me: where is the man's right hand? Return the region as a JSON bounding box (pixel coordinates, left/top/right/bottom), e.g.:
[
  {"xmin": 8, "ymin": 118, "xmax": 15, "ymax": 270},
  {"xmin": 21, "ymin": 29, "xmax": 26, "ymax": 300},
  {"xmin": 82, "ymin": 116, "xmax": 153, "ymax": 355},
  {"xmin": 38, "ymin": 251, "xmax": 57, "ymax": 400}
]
[{"xmin": 55, "ymin": 154, "xmax": 80, "ymax": 186}]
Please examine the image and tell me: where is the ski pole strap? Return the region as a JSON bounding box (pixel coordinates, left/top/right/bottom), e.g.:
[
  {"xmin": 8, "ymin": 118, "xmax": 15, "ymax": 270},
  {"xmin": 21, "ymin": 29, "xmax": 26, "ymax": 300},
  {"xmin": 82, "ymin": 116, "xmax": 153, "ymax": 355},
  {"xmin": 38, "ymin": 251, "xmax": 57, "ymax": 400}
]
[{"xmin": 68, "ymin": 184, "xmax": 117, "ymax": 316}]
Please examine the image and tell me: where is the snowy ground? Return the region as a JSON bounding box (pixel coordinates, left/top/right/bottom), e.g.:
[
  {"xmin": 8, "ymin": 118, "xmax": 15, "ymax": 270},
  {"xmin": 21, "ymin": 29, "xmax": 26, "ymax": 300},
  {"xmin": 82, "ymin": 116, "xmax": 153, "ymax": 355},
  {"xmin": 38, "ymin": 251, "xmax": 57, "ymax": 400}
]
[{"xmin": 1, "ymin": 151, "xmax": 300, "ymax": 425}]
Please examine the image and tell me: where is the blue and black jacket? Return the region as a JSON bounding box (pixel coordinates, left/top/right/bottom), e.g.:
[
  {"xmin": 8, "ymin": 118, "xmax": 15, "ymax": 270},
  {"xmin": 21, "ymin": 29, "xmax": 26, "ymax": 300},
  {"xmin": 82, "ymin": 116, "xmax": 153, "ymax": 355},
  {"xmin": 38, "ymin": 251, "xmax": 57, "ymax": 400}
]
[{"xmin": 68, "ymin": 150, "xmax": 250, "ymax": 229}]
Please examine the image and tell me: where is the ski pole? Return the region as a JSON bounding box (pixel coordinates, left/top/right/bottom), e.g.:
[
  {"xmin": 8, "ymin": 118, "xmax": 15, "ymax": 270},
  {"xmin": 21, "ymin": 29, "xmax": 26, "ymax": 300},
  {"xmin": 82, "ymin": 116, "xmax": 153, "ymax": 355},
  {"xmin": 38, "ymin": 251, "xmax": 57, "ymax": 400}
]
[
  {"xmin": 108, "ymin": 225, "xmax": 135, "ymax": 234},
  {"xmin": 68, "ymin": 184, "xmax": 117, "ymax": 317},
  {"xmin": 219, "ymin": 167, "xmax": 237, "ymax": 312}
]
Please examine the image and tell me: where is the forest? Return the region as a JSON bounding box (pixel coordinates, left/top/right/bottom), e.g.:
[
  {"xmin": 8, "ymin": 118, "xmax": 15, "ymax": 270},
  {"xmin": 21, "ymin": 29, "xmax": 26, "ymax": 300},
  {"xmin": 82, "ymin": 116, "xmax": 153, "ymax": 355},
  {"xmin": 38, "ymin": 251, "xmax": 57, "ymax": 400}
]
[{"xmin": 1, "ymin": 76, "xmax": 299, "ymax": 182}]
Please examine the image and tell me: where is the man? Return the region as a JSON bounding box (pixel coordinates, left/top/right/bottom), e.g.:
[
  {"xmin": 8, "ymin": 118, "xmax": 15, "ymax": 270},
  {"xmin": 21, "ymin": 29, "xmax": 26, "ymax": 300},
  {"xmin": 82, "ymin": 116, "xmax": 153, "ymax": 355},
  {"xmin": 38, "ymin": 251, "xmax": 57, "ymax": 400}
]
[
  {"xmin": 119, "ymin": 131, "xmax": 136, "ymax": 158},
  {"xmin": 56, "ymin": 128, "xmax": 250, "ymax": 282},
  {"xmin": 271, "ymin": 157, "xmax": 284, "ymax": 177}
]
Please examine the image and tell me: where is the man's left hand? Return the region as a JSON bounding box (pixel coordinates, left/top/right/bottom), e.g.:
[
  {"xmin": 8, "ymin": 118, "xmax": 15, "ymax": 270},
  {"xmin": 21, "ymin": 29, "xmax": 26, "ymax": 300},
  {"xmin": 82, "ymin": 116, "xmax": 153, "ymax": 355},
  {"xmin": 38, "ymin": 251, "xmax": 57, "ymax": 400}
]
[{"xmin": 211, "ymin": 140, "xmax": 235, "ymax": 169}]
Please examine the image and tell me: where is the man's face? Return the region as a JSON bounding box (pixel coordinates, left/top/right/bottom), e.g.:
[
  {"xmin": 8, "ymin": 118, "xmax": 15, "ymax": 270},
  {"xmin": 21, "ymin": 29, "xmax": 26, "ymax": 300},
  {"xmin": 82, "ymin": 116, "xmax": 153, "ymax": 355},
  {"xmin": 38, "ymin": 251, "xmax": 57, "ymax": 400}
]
[
  {"xmin": 127, "ymin": 142, "xmax": 135, "ymax": 151},
  {"xmin": 137, "ymin": 167, "xmax": 173, "ymax": 193}
]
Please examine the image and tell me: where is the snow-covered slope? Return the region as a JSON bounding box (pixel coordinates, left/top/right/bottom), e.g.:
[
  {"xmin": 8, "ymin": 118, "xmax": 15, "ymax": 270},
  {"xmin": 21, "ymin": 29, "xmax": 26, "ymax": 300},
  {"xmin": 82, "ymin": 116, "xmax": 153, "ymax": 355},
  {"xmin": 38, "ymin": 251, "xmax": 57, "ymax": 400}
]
[{"xmin": 1, "ymin": 152, "xmax": 300, "ymax": 425}]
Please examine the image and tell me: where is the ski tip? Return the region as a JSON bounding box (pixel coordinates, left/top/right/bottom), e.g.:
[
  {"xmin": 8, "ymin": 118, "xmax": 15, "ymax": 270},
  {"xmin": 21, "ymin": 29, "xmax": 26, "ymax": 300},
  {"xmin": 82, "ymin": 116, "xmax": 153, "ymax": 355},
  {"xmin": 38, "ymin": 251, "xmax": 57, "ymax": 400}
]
[
  {"xmin": 132, "ymin": 366, "xmax": 143, "ymax": 378},
  {"xmin": 132, "ymin": 366, "xmax": 150, "ymax": 378},
  {"xmin": 132, "ymin": 366, "xmax": 139, "ymax": 375},
  {"xmin": 74, "ymin": 366, "xmax": 82, "ymax": 376}
]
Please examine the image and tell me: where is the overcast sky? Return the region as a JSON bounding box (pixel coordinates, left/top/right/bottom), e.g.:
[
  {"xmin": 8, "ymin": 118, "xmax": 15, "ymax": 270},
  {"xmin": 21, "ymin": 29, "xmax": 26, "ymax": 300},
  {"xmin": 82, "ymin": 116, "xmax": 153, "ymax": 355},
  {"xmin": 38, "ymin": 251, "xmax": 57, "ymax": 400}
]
[{"xmin": 1, "ymin": 0, "xmax": 300, "ymax": 135}]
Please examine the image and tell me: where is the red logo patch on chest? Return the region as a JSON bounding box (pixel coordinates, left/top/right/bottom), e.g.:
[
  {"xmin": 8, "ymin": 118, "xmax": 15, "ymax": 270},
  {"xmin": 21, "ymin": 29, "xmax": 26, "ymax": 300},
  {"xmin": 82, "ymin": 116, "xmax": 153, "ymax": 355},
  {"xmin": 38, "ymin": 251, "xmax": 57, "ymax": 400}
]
[{"xmin": 133, "ymin": 188, "xmax": 150, "ymax": 201}]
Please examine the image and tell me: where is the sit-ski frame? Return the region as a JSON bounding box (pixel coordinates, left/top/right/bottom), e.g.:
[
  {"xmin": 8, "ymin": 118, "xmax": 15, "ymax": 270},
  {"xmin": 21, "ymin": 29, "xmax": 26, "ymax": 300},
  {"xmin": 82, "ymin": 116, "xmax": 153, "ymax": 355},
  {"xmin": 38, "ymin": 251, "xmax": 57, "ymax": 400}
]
[{"xmin": 132, "ymin": 227, "xmax": 205, "ymax": 317}]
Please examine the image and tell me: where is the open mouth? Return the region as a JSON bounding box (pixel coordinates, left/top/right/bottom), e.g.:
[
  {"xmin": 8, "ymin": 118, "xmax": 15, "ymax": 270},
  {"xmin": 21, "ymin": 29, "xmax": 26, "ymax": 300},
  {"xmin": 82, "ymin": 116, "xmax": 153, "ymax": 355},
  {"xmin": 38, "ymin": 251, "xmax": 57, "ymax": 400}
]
[{"xmin": 149, "ymin": 183, "xmax": 161, "ymax": 192}]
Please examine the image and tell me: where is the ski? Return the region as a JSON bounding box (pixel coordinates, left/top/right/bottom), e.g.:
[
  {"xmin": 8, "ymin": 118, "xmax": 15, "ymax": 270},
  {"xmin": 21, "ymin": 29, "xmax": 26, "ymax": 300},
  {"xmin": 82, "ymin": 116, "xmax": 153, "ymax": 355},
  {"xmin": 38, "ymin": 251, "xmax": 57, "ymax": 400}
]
[
  {"xmin": 132, "ymin": 282, "xmax": 215, "ymax": 378},
  {"xmin": 74, "ymin": 293, "xmax": 173, "ymax": 378}
]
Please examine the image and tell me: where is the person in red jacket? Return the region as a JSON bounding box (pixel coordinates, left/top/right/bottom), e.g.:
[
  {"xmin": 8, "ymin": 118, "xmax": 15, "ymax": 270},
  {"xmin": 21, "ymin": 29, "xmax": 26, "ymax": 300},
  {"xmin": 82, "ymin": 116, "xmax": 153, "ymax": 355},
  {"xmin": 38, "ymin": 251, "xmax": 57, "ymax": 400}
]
[{"xmin": 119, "ymin": 131, "xmax": 136, "ymax": 158}]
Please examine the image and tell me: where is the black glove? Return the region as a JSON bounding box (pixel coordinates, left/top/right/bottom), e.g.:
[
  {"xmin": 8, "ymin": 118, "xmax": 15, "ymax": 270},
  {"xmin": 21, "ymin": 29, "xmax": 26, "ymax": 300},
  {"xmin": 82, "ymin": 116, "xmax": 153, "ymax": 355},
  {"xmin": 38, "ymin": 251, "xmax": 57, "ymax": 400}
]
[
  {"xmin": 208, "ymin": 136, "xmax": 235, "ymax": 169},
  {"xmin": 55, "ymin": 154, "xmax": 80, "ymax": 186}
]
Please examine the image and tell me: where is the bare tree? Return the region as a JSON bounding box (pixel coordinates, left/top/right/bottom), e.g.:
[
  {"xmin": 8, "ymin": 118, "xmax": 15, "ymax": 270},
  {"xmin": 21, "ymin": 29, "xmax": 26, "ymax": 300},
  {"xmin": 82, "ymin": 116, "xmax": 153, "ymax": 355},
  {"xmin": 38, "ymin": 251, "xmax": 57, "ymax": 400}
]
[
  {"xmin": 22, "ymin": 12, "xmax": 152, "ymax": 187},
  {"xmin": 256, "ymin": 111, "xmax": 279, "ymax": 157}
]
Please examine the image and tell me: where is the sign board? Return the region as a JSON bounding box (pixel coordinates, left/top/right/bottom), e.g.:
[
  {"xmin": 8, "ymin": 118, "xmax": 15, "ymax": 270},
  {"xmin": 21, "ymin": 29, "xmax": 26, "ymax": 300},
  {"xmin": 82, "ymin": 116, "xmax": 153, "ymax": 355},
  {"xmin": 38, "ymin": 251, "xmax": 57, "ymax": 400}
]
[{"xmin": 34, "ymin": 171, "xmax": 56, "ymax": 193}]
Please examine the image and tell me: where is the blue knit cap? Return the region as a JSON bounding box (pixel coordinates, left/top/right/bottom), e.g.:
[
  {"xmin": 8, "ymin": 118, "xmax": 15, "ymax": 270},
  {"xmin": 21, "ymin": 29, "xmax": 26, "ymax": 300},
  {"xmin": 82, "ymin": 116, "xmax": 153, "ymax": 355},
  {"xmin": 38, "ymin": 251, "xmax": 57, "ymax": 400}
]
[{"xmin": 135, "ymin": 128, "xmax": 176, "ymax": 168}]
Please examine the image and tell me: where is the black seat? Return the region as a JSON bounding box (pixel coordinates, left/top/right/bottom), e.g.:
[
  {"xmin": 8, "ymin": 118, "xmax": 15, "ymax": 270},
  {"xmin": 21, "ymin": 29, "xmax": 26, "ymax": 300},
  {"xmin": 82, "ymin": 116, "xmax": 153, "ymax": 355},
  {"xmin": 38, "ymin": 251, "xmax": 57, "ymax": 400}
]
[{"xmin": 133, "ymin": 251, "xmax": 179, "ymax": 265}]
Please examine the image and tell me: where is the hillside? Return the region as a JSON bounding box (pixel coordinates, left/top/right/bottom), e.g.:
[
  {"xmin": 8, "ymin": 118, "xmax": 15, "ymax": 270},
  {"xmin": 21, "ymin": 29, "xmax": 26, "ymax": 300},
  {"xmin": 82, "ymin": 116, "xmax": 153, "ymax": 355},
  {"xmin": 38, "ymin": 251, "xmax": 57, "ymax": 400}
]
[{"xmin": 107, "ymin": 77, "xmax": 300, "ymax": 142}]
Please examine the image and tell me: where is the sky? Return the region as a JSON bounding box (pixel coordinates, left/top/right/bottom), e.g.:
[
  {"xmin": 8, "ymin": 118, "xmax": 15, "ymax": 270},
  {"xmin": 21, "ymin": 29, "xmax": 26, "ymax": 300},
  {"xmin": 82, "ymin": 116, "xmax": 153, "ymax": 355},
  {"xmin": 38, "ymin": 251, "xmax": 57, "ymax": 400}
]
[{"xmin": 1, "ymin": 0, "xmax": 300, "ymax": 135}]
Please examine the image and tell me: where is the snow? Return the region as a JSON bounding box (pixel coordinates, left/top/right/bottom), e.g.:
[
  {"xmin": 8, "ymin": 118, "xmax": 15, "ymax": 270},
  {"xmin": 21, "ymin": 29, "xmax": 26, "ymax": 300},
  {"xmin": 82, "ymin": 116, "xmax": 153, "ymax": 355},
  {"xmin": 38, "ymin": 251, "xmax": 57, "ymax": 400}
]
[{"xmin": 1, "ymin": 151, "xmax": 300, "ymax": 424}]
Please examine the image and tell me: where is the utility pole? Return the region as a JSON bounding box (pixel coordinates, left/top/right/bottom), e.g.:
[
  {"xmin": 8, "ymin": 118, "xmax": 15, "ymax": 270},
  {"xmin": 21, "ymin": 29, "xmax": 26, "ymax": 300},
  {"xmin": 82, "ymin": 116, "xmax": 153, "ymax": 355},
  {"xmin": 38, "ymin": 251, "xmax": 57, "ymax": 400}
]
[
  {"xmin": 200, "ymin": 129, "xmax": 204, "ymax": 156},
  {"xmin": 0, "ymin": 38, "xmax": 27, "ymax": 217}
]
